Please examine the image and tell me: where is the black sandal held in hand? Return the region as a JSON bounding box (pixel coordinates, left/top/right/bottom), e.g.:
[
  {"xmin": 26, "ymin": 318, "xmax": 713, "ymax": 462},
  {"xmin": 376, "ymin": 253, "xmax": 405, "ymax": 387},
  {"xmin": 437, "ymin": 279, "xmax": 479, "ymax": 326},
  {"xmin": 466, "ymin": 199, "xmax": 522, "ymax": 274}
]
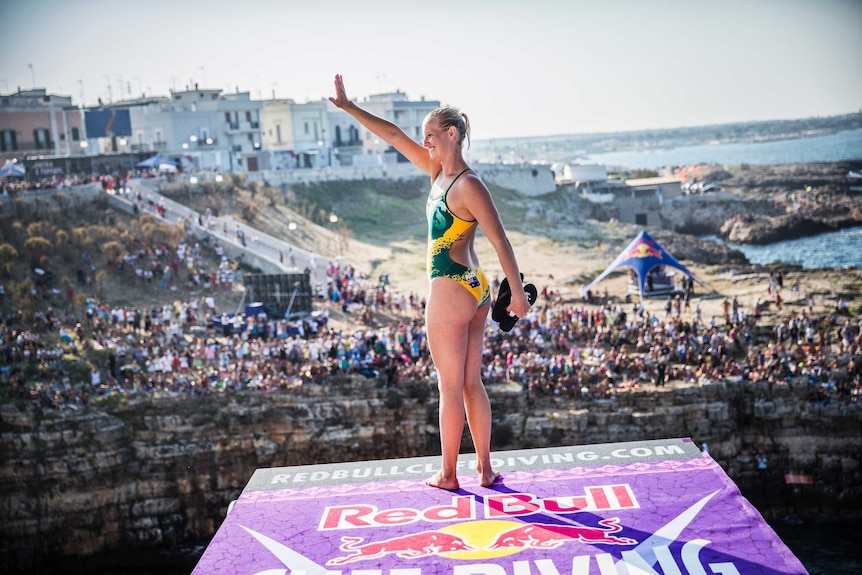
[{"xmin": 492, "ymin": 274, "xmax": 537, "ymax": 332}]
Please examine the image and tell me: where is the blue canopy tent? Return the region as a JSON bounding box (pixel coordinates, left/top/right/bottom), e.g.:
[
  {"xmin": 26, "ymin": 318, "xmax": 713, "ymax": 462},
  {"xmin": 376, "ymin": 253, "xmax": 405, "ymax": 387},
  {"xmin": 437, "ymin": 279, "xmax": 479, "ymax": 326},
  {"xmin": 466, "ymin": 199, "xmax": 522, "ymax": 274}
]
[
  {"xmin": 586, "ymin": 230, "xmax": 703, "ymax": 299},
  {"xmin": 135, "ymin": 154, "xmax": 179, "ymax": 169},
  {"xmin": 0, "ymin": 161, "xmax": 26, "ymax": 178}
]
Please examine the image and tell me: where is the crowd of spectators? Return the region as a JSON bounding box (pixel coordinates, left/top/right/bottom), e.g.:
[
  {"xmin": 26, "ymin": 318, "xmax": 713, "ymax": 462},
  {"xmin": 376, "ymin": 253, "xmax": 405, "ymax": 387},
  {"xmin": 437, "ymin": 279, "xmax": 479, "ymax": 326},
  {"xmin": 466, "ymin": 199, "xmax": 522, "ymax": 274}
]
[
  {"xmin": 2, "ymin": 173, "xmax": 90, "ymax": 196},
  {"xmin": 1, "ymin": 182, "xmax": 860, "ymax": 410},
  {"xmin": 2, "ymin": 247, "xmax": 860, "ymax": 412}
]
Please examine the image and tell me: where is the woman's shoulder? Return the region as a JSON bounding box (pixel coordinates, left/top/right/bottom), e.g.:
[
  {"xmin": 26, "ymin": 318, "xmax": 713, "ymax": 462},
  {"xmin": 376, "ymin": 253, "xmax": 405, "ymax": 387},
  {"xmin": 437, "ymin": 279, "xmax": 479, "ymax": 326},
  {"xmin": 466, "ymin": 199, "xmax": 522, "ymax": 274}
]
[{"xmin": 456, "ymin": 169, "xmax": 491, "ymax": 197}]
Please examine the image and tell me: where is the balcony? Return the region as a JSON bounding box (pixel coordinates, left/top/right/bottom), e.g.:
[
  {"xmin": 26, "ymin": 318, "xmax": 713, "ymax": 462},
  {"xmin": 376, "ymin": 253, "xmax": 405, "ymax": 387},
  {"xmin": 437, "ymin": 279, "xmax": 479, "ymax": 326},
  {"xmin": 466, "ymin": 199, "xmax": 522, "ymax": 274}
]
[
  {"xmin": 5, "ymin": 140, "xmax": 56, "ymax": 151},
  {"xmin": 195, "ymin": 137, "xmax": 218, "ymax": 147}
]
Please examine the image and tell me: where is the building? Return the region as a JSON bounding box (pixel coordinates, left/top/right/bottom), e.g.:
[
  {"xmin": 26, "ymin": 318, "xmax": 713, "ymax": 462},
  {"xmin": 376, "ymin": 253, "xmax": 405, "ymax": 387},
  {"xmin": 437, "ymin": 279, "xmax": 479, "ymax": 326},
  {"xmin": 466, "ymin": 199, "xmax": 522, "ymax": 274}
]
[
  {"xmin": 576, "ymin": 173, "xmax": 685, "ymax": 227},
  {"xmin": 128, "ymin": 86, "xmax": 263, "ymax": 172},
  {"xmin": 552, "ymin": 163, "xmax": 607, "ymax": 185},
  {"xmin": 0, "ymin": 89, "xmax": 87, "ymax": 164},
  {"xmin": 260, "ymin": 99, "xmax": 336, "ymax": 170},
  {"xmin": 623, "ymin": 175, "xmax": 684, "ymax": 199},
  {"xmin": 358, "ymin": 91, "xmax": 440, "ymax": 164},
  {"xmin": 261, "ymin": 98, "xmax": 363, "ymax": 170},
  {"xmin": 2, "ymin": 85, "xmax": 437, "ymax": 177}
]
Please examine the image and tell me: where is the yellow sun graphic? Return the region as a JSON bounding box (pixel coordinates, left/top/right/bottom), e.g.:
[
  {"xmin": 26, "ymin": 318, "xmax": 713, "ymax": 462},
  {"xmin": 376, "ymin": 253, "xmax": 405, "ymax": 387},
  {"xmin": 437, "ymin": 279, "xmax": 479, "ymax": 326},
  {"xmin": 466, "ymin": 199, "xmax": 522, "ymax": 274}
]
[{"xmin": 437, "ymin": 520, "xmax": 525, "ymax": 559}]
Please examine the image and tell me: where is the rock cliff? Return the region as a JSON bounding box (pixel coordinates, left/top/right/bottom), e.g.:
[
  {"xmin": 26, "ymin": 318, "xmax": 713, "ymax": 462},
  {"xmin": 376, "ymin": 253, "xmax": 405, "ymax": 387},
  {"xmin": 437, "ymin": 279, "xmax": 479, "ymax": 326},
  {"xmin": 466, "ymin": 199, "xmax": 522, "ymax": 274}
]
[
  {"xmin": 669, "ymin": 161, "xmax": 862, "ymax": 245},
  {"xmin": 2, "ymin": 378, "xmax": 860, "ymax": 572}
]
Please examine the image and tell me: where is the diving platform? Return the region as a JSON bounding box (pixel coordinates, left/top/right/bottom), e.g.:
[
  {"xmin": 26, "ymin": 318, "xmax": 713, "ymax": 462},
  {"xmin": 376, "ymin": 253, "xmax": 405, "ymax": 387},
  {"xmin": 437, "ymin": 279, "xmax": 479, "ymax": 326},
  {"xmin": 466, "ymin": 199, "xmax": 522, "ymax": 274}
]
[{"xmin": 192, "ymin": 438, "xmax": 806, "ymax": 574}]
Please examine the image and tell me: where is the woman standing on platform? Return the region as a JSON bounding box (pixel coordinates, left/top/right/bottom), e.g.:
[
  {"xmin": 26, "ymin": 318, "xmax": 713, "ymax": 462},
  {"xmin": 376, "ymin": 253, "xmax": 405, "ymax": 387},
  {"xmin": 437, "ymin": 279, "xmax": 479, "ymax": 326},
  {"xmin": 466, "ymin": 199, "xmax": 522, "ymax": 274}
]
[{"xmin": 329, "ymin": 74, "xmax": 530, "ymax": 490}]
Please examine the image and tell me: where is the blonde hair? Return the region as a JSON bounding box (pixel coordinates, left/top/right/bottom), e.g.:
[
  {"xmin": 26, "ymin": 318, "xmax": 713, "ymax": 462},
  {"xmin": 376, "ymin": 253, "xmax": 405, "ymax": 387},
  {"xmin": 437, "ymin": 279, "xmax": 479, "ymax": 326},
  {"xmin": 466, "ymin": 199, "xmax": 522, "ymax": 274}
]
[{"xmin": 426, "ymin": 107, "xmax": 471, "ymax": 150}]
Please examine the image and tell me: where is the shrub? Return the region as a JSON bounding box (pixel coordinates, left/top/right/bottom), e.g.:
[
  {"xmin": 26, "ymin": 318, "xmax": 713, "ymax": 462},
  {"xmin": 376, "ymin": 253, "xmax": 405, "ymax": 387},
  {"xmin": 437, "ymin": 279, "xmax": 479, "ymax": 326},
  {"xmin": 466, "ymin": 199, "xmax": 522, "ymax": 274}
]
[
  {"xmin": 0, "ymin": 243, "xmax": 18, "ymax": 274},
  {"xmin": 23, "ymin": 236, "xmax": 53, "ymax": 266}
]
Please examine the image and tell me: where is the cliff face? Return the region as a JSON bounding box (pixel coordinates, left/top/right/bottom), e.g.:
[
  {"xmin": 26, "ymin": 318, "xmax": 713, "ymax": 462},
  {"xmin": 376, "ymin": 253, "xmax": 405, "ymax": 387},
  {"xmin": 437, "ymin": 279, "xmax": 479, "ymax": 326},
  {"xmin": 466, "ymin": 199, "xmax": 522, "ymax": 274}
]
[
  {"xmin": 666, "ymin": 161, "xmax": 862, "ymax": 244},
  {"xmin": 2, "ymin": 379, "xmax": 860, "ymax": 572}
]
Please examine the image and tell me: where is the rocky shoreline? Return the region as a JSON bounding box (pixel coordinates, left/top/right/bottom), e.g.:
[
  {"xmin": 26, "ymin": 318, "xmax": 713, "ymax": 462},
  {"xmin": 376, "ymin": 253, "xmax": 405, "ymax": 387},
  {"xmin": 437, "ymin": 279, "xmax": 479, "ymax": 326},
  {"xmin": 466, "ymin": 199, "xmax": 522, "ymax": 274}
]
[{"xmin": 678, "ymin": 160, "xmax": 862, "ymax": 246}]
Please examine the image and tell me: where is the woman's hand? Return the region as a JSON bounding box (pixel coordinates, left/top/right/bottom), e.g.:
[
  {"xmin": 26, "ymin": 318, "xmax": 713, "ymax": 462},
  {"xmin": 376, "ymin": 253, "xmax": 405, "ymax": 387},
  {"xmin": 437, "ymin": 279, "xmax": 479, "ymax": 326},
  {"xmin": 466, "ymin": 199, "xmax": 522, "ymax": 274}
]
[
  {"xmin": 507, "ymin": 288, "xmax": 531, "ymax": 319},
  {"xmin": 329, "ymin": 74, "xmax": 350, "ymax": 109}
]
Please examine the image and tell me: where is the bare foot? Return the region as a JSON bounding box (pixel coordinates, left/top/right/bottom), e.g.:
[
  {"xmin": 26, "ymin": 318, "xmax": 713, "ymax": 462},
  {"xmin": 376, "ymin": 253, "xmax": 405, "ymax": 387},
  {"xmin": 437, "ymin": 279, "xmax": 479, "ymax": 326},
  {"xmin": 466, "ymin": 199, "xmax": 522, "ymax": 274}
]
[
  {"xmin": 425, "ymin": 470, "xmax": 459, "ymax": 491},
  {"xmin": 480, "ymin": 470, "xmax": 502, "ymax": 488}
]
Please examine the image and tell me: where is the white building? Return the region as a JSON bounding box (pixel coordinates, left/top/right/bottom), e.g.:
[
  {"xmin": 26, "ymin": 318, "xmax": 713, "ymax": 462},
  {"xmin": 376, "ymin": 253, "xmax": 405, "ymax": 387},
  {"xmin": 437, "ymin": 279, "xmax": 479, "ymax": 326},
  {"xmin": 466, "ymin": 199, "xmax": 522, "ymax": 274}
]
[
  {"xmin": 129, "ymin": 85, "xmax": 262, "ymax": 173},
  {"xmin": 260, "ymin": 93, "xmax": 433, "ymax": 171},
  {"xmin": 3, "ymin": 85, "xmax": 441, "ymax": 176},
  {"xmin": 260, "ymin": 99, "xmax": 331, "ymax": 170},
  {"xmin": 358, "ymin": 91, "xmax": 440, "ymax": 165},
  {"xmin": 552, "ymin": 163, "xmax": 607, "ymax": 185}
]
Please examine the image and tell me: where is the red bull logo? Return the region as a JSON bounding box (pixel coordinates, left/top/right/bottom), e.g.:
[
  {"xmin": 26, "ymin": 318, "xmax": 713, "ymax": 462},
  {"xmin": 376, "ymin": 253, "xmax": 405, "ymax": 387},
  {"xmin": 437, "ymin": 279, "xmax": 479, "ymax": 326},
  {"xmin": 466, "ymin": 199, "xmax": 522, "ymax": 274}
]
[
  {"xmin": 488, "ymin": 517, "xmax": 636, "ymax": 549},
  {"xmin": 318, "ymin": 487, "xmax": 640, "ymax": 565},
  {"xmin": 327, "ymin": 531, "xmax": 476, "ymax": 565},
  {"xmin": 326, "ymin": 517, "xmax": 636, "ymax": 565},
  {"xmin": 320, "ymin": 485, "xmax": 638, "ymax": 530},
  {"xmin": 627, "ymin": 241, "xmax": 663, "ymax": 259}
]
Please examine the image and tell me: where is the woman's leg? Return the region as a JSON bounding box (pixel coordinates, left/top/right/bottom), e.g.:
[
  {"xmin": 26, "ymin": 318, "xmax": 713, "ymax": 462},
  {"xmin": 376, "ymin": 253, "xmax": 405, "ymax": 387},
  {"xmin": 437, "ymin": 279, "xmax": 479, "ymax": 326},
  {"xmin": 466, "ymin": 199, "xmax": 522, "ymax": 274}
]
[
  {"xmin": 462, "ymin": 300, "xmax": 499, "ymax": 486},
  {"xmin": 424, "ymin": 278, "xmax": 475, "ymax": 490}
]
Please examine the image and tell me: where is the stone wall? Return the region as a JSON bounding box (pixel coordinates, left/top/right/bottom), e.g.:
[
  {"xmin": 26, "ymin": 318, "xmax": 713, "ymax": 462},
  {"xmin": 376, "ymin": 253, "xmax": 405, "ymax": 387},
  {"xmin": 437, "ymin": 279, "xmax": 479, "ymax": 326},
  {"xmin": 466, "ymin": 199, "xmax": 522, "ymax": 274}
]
[
  {"xmin": 1, "ymin": 378, "xmax": 859, "ymax": 572},
  {"xmin": 247, "ymin": 162, "xmax": 556, "ymax": 197}
]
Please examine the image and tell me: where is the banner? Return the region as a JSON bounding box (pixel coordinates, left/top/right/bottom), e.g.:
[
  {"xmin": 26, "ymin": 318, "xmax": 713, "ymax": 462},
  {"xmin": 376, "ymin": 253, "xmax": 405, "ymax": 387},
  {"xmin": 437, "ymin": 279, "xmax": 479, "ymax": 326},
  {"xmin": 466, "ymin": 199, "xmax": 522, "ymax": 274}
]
[
  {"xmin": 84, "ymin": 109, "xmax": 132, "ymax": 138},
  {"xmin": 193, "ymin": 438, "xmax": 806, "ymax": 574}
]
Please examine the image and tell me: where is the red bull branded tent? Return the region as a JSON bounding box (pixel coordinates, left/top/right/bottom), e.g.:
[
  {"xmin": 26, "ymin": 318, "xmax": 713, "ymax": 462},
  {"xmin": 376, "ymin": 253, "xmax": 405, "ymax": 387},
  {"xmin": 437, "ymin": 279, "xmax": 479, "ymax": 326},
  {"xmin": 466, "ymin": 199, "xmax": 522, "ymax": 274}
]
[
  {"xmin": 587, "ymin": 230, "xmax": 702, "ymax": 299},
  {"xmin": 192, "ymin": 438, "xmax": 806, "ymax": 574}
]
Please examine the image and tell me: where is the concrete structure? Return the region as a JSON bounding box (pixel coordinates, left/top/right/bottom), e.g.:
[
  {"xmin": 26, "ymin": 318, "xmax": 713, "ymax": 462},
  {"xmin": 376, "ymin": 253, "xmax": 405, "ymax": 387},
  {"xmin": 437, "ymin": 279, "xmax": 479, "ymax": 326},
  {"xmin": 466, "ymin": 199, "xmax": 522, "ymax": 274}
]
[
  {"xmin": 259, "ymin": 91, "xmax": 443, "ymax": 172},
  {"xmin": 2, "ymin": 86, "xmax": 540, "ymax": 186},
  {"xmin": 474, "ymin": 162, "xmax": 556, "ymax": 196},
  {"xmin": 579, "ymin": 175, "xmax": 684, "ymax": 227},
  {"xmin": 131, "ymin": 86, "xmax": 263, "ymax": 173},
  {"xmin": 552, "ymin": 163, "xmax": 607, "ymax": 185},
  {"xmin": 0, "ymin": 89, "xmax": 87, "ymax": 164},
  {"xmin": 624, "ymin": 175, "xmax": 684, "ymax": 199},
  {"xmin": 250, "ymin": 161, "xmax": 556, "ymax": 197},
  {"xmin": 359, "ymin": 91, "xmax": 440, "ymax": 161},
  {"xmin": 260, "ymin": 99, "xmax": 353, "ymax": 171},
  {"xmin": 2, "ymin": 86, "xmax": 264, "ymax": 175}
]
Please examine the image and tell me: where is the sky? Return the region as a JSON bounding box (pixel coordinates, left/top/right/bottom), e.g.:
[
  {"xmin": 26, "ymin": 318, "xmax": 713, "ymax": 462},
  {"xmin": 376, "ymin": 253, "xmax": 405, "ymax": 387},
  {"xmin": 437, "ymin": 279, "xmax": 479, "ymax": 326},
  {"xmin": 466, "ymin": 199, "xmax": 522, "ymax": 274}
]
[{"xmin": 1, "ymin": 0, "xmax": 860, "ymax": 140}]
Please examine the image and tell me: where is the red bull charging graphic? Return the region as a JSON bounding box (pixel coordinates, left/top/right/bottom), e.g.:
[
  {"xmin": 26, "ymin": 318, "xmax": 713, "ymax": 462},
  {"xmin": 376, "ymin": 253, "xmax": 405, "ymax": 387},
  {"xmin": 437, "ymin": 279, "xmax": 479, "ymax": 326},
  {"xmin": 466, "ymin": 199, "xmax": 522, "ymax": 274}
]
[
  {"xmin": 193, "ymin": 439, "xmax": 807, "ymax": 574},
  {"xmin": 626, "ymin": 239, "xmax": 664, "ymax": 259}
]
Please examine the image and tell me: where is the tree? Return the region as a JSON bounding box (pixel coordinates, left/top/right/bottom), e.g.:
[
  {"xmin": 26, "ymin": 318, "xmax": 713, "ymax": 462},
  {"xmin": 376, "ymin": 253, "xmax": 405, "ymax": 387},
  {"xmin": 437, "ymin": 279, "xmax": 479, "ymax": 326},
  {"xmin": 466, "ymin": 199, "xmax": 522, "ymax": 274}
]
[
  {"xmin": 34, "ymin": 198, "xmax": 52, "ymax": 220},
  {"xmin": 9, "ymin": 279, "xmax": 34, "ymax": 320},
  {"xmin": 0, "ymin": 243, "xmax": 18, "ymax": 274},
  {"xmin": 23, "ymin": 236, "xmax": 53, "ymax": 266},
  {"xmin": 11, "ymin": 198, "xmax": 30, "ymax": 219},
  {"xmin": 27, "ymin": 222, "xmax": 44, "ymax": 237},
  {"xmin": 95, "ymin": 269, "xmax": 108, "ymax": 298},
  {"xmin": 52, "ymin": 191, "xmax": 70, "ymax": 212},
  {"xmin": 239, "ymin": 197, "xmax": 260, "ymax": 222},
  {"xmin": 101, "ymin": 241, "xmax": 123, "ymax": 265},
  {"xmin": 10, "ymin": 221, "xmax": 26, "ymax": 244},
  {"xmin": 262, "ymin": 185, "xmax": 280, "ymax": 208},
  {"xmin": 55, "ymin": 229, "xmax": 70, "ymax": 256},
  {"xmin": 72, "ymin": 227, "xmax": 92, "ymax": 251}
]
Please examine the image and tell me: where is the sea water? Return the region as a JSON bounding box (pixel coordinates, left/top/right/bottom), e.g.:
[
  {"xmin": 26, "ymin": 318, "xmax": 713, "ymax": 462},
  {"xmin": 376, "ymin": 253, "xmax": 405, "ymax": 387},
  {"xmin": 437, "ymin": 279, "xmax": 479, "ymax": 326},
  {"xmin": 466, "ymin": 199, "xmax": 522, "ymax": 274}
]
[
  {"xmin": 706, "ymin": 227, "xmax": 862, "ymax": 270},
  {"xmin": 578, "ymin": 129, "xmax": 862, "ymax": 269},
  {"xmin": 583, "ymin": 128, "xmax": 862, "ymax": 169}
]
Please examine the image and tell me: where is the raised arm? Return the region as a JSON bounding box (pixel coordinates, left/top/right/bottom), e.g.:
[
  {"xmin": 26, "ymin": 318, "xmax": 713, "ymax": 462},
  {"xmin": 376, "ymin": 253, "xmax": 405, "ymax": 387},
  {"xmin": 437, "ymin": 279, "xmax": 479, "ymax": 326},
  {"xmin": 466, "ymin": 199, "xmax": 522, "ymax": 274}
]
[{"xmin": 329, "ymin": 74, "xmax": 438, "ymax": 176}]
